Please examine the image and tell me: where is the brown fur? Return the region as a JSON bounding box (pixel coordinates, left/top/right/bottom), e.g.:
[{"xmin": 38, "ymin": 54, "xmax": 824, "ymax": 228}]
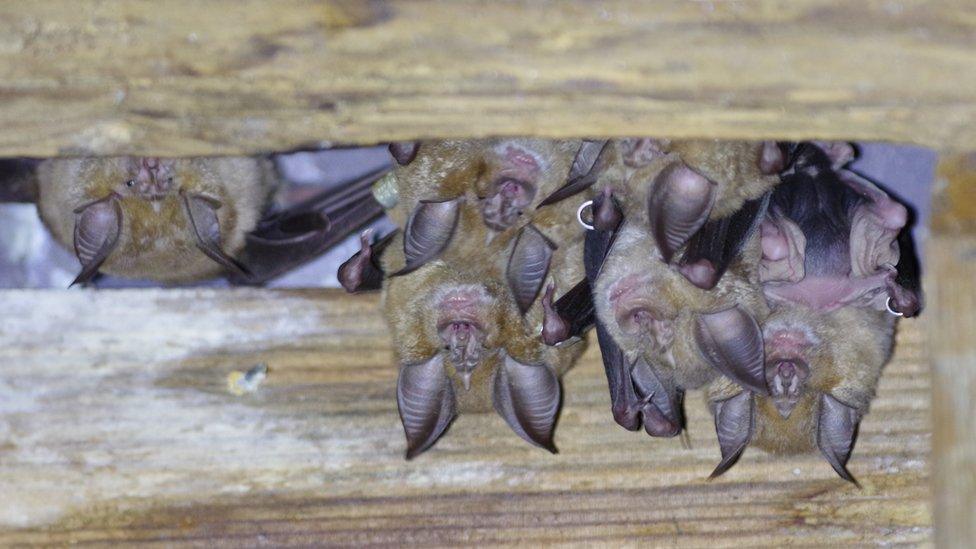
[
  {"xmin": 381, "ymin": 139, "xmax": 589, "ymax": 414},
  {"xmin": 706, "ymin": 304, "xmax": 896, "ymax": 455},
  {"xmin": 36, "ymin": 157, "xmax": 277, "ymax": 283}
]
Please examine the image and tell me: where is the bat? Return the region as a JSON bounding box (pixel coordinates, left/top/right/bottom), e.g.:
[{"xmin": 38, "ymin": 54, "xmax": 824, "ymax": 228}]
[
  {"xmin": 702, "ymin": 142, "xmax": 922, "ymax": 483},
  {"xmin": 579, "ymin": 140, "xmax": 777, "ymax": 437},
  {"xmin": 36, "ymin": 157, "xmax": 278, "ymax": 285},
  {"xmin": 373, "ymin": 139, "xmax": 593, "ymax": 457}
]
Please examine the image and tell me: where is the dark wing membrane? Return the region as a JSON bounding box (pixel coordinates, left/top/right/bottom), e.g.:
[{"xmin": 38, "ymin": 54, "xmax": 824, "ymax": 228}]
[
  {"xmin": 0, "ymin": 158, "xmax": 40, "ymax": 202},
  {"xmin": 679, "ymin": 193, "xmax": 770, "ymax": 289},
  {"xmin": 236, "ymin": 168, "xmax": 389, "ymax": 285}
]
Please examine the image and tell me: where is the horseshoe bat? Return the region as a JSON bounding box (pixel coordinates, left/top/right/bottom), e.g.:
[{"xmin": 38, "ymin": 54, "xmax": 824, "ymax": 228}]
[
  {"xmin": 36, "ymin": 157, "xmax": 277, "ymax": 285},
  {"xmin": 375, "ymin": 139, "xmax": 592, "ymax": 458},
  {"xmin": 580, "ymin": 140, "xmax": 776, "ymax": 437},
  {"xmin": 702, "ymin": 141, "xmax": 922, "ymax": 483}
]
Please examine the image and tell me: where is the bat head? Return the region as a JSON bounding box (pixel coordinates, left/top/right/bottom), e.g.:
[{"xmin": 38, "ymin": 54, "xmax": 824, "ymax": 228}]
[{"xmin": 66, "ymin": 157, "xmax": 248, "ymax": 284}]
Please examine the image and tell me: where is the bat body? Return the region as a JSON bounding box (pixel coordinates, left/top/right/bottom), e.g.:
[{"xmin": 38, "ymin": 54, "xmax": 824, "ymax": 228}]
[
  {"xmin": 375, "ymin": 139, "xmax": 591, "ymax": 457},
  {"xmin": 36, "ymin": 157, "xmax": 277, "ymax": 284},
  {"xmin": 704, "ymin": 142, "xmax": 921, "ymax": 482},
  {"xmin": 590, "ymin": 140, "xmax": 776, "ymax": 436}
]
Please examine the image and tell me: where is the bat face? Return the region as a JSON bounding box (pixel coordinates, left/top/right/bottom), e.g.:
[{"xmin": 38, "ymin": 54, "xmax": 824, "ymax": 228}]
[
  {"xmin": 36, "ymin": 157, "xmax": 273, "ymax": 284},
  {"xmin": 386, "ymin": 138, "xmax": 582, "ymax": 233}
]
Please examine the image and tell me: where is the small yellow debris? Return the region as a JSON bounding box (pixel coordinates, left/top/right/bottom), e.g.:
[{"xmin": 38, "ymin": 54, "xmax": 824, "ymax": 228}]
[{"xmin": 227, "ymin": 363, "xmax": 268, "ymax": 396}]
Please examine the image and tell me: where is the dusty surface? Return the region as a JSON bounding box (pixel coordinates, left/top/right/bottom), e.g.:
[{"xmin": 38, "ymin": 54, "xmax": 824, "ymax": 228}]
[{"xmin": 0, "ymin": 289, "xmax": 930, "ymax": 546}]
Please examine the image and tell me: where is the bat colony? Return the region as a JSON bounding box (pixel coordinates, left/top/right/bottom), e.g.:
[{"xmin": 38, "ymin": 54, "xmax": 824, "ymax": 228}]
[{"xmin": 7, "ymin": 138, "xmax": 923, "ymax": 483}]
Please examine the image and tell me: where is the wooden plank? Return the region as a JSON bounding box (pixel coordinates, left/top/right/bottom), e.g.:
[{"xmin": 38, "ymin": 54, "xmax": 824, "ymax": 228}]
[
  {"xmin": 929, "ymin": 155, "xmax": 976, "ymax": 547},
  {"xmin": 0, "ymin": 1, "xmax": 974, "ymax": 156},
  {"xmin": 0, "ymin": 289, "xmax": 930, "ymax": 546}
]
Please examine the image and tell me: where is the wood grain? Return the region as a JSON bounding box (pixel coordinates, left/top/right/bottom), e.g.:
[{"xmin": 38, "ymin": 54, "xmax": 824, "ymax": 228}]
[
  {"xmin": 0, "ymin": 1, "xmax": 974, "ymax": 156},
  {"xmin": 0, "ymin": 289, "xmax": 930, "ymax": 546}
]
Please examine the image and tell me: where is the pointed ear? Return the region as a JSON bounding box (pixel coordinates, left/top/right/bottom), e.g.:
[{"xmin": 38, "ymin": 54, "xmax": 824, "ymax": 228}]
[
  {"xmin": 492, "ymin": 354, "xmax": 561, "ymax": 452},
  {"xmin": 71, "ymin": 195, "xmax": 123, "ymax": 286},
  {"xmin": 397, "ymin": 354, "xmax": 457, "ymax": 459},
  {"xmin": 389, "ymin": 142, "xmax": 420, "ymax": 166},
  {"xmin": 181, "ymin": 191, "xmax": 251, "ymax": 278},
  {"xmin": 694, "ymin": 306, "xmax": 768, "ymax": 395},
  {"xmin": 817, "ymin": 393, "xmax": 861, "ymax": 485},
  {"xmin": 630, "ymin": 357, "xmax": 681, "ymax": 437},
  {"xmin": 840, "ymin": 170, "xmax": 907, "ymax": 279},
  {"xmin": 709, "ymin": 391, "xmax": 755, "ymax": 478},
  {"xmin": 394, "ymin": 198, "xmax": 462, "ymax": 276},
  {"xmin": 507, "ymin": 224, "xmax": 556, "ymax": 314},
  {"xmin": 648, "ymin": 163, "xmax": 715, "ymax": 263},
  {"xmin": 758, "ymin": 141, "xmax": 786, "ymax": 174}
]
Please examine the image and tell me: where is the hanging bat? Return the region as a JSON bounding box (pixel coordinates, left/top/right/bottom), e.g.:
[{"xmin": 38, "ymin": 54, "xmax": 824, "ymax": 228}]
[
  {"xmin": 374, "ymin": 139, "xmax": 593, "ymax": 457},
  {"xmin": 35, "ymin": 157, "xmax": 278, "ymax": 285},
  {"xmin": 548, "ymin": 140, "xmax": 776, "ymax": 437},
  {"xmin": 702, "ymin": 142, "xmax": 922, "ymax": 483}
]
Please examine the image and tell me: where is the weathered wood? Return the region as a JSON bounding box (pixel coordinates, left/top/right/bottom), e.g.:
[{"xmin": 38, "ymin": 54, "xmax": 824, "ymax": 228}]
[
  {"xmin": 0, "ymin": 1, "xmax": 974, "ymax": 156},
  {"xmin": 0, "ymin": 289, "xmax": 930, "ymax": 546},
  {"xmin": 929, "ymin": 155, "xmax": 976, "ymax": 547}
]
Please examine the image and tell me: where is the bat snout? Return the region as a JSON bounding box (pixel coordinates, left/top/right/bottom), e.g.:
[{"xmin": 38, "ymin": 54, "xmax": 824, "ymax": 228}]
[{"xmin": 765, "ymin": 359, "xmax": 809, "ymax": 418}]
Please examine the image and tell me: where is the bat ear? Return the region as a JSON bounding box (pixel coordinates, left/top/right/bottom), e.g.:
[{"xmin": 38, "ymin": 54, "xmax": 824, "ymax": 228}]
[
  {"xmin": 817, "ymin": 393, "xmax": 861, "ymax": 485},
  {"xmin": 812, "ymin": 141, "xmax": 856, "ymax": 169},
  {"xmin": 394, "ymin": 197, "xmax": 462, "ymax": 276},
  {"xmin": 492, "ymin": 353, "xmax": 561, "ymax": 452},
  {"xmin": 694, "ymin": 306, "xmax": 769, "ymax": 395},
  {"xmin": 538, "ymin": 140, "xmax": 613, "ymax": 207},
  {"xmin": 709, "ymin": 390, "xmax": 755, "ymax": 478},
  {"xmin": 758, "ymin": 141, "xmax": 786, "ymax": 174},
  {"xmin": 506, "ymin": 224, "xmax": 556, "ymax": 314},
  {"xmin": 630, "ymin": 357, "xmax": 682, "ymax": 437},
  {"xmin": 759, "ymin": 214, "xmax": 806, "ymax": 283},
  {"xmin": 840, "ymin": 170, "xmax": 908, "ymax": 277},
  {"xmin": 388, "ymin": 142, "xmax": 420, "ymax": 166},
  {"xmin": 648, "ymin": 162, "xmax": 715, "ymax": 263},
  {"xmin": 397, "ymin": 354, "xmax": 457, "ymax": 459},
  {"xmin": 181, "ymin": 191, "xmax": 252, "ymax": 279},
  {"xmin": 71, "ymin": 195, "xmax": 123, "ymax": 286}
]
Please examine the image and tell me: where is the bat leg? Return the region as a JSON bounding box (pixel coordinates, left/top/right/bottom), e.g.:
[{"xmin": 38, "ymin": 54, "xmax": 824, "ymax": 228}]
[{"xmin": 236, "ymin": 168, "xmax": 389, "ymax": 285}]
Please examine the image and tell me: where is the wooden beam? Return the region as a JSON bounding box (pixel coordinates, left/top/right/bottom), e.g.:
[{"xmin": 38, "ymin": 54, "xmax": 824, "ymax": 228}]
[
  {"xmin": 929, "ymin": 154, "xmax": 976, "ymax": 547},
  {"xmin": 0, "ymin": 289, "xmax": 930, "ymax": 545},
  {"xmin": 0, "ymin": 1, "xmax": 974, "ymax": 156}
]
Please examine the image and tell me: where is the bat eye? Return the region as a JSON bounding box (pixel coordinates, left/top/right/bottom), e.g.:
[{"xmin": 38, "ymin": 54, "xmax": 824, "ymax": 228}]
[{"xmin": 125, "ymin": 180, "xmax": 135, "ymax": 188}]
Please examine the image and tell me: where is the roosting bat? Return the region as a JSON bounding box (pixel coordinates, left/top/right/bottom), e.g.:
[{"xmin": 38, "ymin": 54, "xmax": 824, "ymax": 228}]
[
  {"xmin": 702, "ymin": 142, "xmax": 923, "ymax": 483},
  {"xmin": 366, "ymin": 139, "xmax": 594, "ymax": 457},
  {"xmin": 585, "ymin": 139, "xmax": 779, "ymax": 437},
  {"xmin": 36, "ymin": 157, "xmax": 278, "ymax": 285}
]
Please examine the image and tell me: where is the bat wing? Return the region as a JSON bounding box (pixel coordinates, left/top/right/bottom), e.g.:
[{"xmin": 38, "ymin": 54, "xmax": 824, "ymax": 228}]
[
  {"xmin": 506, "ymin": 224, "xmax": 556, "ymax": 314},
  {"xmin": 181, "ymin": 191, "xmax": 252, "ymax": 279},
  {"xmin": 397, "ymin": 354, "xmax": 457, "ymax": 459},
  {"xmin": 648, "ymin": 162, "xmax": 716, "ymax": 263},
  {"xmin": 709, "ymin": 390, "xmax": 755, "ymax": 478},
  {"xmin": 394, "ymin": 197, "xmax": 463, "ymax": 276},
  {"xmin": 538, "ymin": 140, "xmax": 612, "ymax": 207},
  {"xmin": 817, "ymin": 393, "xmax": 861, "ymax": 485},
  {"xmin": 679, "ymin": 192, "xmax": 770, "ymax": 289},
  {"xmin": 235, "ymin": 168, "xmax": 388, "ymax": 285},
  {"xmin": 492, "ymin": 354, "xmax": 562, "ymax": 452},
  {"xmin": 71, "ymin": 195, "xmax": 123, "ymax": 287},
  {"xmin": 694, "ymin": 306, "xmax": 769, "ymax": 395}
]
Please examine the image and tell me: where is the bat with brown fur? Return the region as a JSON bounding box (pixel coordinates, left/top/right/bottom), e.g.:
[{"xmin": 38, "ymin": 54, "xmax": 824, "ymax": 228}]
[
  {"xmin": 586, "ymin": 140, "xmax": 778, "ymax": 437},
  {"xmin": 701, "ymin": 142, "xmax": 922, "ymax": 483},
  {"xmin": 36, "ymin": 157, "xmax": 278, "ymax": 285},
  {"xmin": 364, "ymin": 139, "xmax": 593, "ymax": 458}
]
